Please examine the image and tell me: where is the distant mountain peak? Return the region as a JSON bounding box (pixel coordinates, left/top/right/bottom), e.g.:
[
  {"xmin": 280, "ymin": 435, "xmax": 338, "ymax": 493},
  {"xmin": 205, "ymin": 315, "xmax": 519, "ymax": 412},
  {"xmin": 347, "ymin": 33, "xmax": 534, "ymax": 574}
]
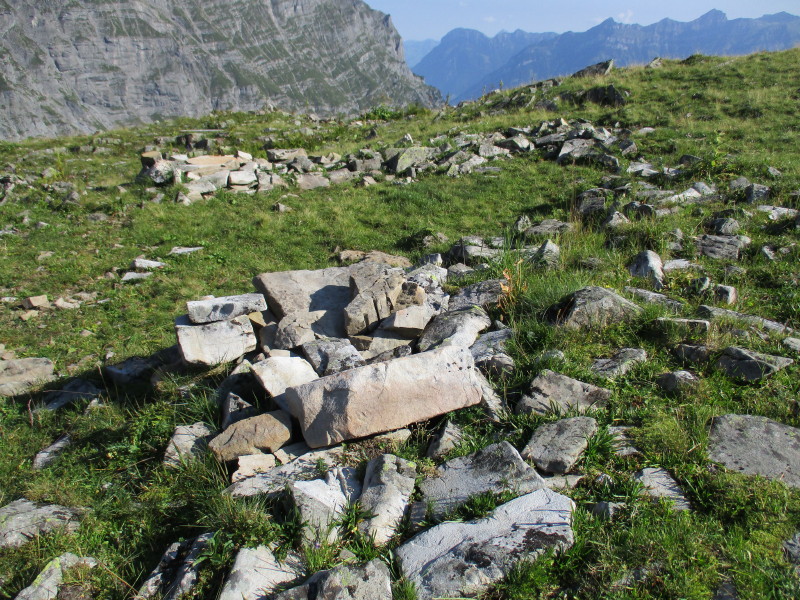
[{"xmin": 698, "ymin": 9, "xmax": 727, "ymax": 22}]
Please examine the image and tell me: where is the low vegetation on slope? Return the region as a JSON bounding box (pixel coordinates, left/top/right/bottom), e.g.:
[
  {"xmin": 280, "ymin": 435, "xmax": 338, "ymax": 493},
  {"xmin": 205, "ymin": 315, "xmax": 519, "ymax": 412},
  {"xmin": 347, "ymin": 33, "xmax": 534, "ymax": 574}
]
[{"xmin": 0, "ymin": 50, "xmax": 799, "ymax": 598}]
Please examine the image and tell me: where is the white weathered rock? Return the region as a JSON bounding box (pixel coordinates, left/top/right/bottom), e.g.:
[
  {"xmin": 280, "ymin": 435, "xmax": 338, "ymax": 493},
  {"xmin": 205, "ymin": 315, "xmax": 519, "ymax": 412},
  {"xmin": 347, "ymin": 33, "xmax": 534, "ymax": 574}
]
[
  {"xmin": 15, "ymin": 553, "xmax": 98, "ymax": 600},
  {"xmin": 164, "ymin": 422, "xmax": 214, "ymax": 468},
  {"xmin": 218, "ymin": 546, "xmax": 302, "ymax": 600},
  {"xmin": 32, "ymin": 434, "xmax": 72, "ymax": 470},
  {"xmin": 417, "ymin": 306, "xmax": 491, "ymax": 352},
  {"xmin": 358, "ymin": 454, "xmax": 416, "ymax": 545},
  {"xmin": 0, "ymin": 358, "xmax": 55, "ymax": 396},
  {"xmin": 251, "ymin": 356, "xmax": 318, "ymax": 406},
  {"xmin": 131, "ymin": 257, "xmax": 166, "ymax": 270},
  {"xmin": 121, "ymin": 271, "xmax": 153, "ymax": 282},
  {"xmin": 380, "ymin": 304, "xmax": 435, "ymax": 337},
  {"xmin": 285, "ymin": 346, "xmax": 483, "ymax": 448},
  {"xmin": 634, "ymin": 467, "xmax": 690, "ymax": 511},
  {"xmin": 137, "ymin": 533, "xmax": 213, "ymax": 600},
  {"xmin": 715, "ymin": 346, "xmax": 793, "ymax": 381},
  {"xmin": 290, "ymin": 467, "xmax": 361, "ymax": 543},
  {"xmin": 0, "ymin": 499, "xmax": 82, "ymax": 549},
  {"xmin": 231, "ymin": 453, "xmax": 278, "ymax": 483},
  {"xmin": 517, "ymin": 370, "xmax": 611, "ymax": 416},
  {"xmin": 628, "ymin": 250, "xmax": 664, "ymax": 289},
  {"xmin": 546, "ymin": 287, "xmax": 642, "ymax": 329},
  {"xmin": 521, "ymin": 417, "xmax": 598, "ymax": 474},
  {"xmin": 273, "ymin": 559, "xmax": 392, "ymax": 600},
  {"xmin": 301, "ymin": 337, "xmax": 365, "ymax": 376},
  {"xmin": 175, "ymin": 315, "xmax": 256, "ymax": 366},
  {"xmin": 709, "ymin": 414, "xmax": 800, "ymax": 488},
  {"xmin": 591, "ymin": 348, "xmax": 647, "ymax": 379},
  {"xmin": 396, "ymin": 489, "xmax": 575, "ymax": 600},
  {"xmin": 419, "ymin": 441, "xmax": 545, "ymax": 518},
  {"xmin": 186, "ymin": 293, "xmax": 267, "ymax": 324}
]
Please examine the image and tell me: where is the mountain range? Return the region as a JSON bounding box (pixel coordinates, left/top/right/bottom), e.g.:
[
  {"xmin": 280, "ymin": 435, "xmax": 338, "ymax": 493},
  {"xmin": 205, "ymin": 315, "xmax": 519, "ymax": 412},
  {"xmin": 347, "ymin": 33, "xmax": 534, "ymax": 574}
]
[
  {"xmin": 0, "ymin": 0, "xmax": 441, "ymax": 141},
  {"xmin": 411, "ymin": 10, "xmax": 800, "ymax": 103}
]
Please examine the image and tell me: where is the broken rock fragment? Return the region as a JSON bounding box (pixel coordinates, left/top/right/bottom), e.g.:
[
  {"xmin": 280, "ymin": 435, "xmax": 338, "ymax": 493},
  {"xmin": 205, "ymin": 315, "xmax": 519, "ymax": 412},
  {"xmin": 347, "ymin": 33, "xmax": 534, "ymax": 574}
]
[
  {"xmin": 521, "ymin": 417, "xmax": 598, "ymax": 474},
  {"xmin": 516, "ymin": 370, "xmax": 611, "ymax": 416},
  {"xmin": 175, "ymin": 315, "xmax": 256, "ymax": 366},
  {"xmin": 186, "ymin": 293, "xmax": 266, "ymax": 324},
  {"xmin": 358, "ymin": 454, "xmax": 417, "ymax": 545}
]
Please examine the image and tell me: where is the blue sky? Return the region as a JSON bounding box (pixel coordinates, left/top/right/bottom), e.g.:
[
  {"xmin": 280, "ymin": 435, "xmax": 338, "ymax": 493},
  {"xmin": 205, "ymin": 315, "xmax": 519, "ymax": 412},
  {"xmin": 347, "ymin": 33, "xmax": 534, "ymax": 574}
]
[{"xmin": 363, "ymin": 1, "xmax": 800, "ymax": 40}]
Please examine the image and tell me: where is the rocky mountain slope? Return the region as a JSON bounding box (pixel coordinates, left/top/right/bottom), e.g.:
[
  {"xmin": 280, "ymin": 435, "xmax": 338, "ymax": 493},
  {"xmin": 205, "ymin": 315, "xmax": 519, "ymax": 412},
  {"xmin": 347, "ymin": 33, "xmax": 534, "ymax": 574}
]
[
  {"xmin": 0, "ymin": 0, "xmax": 441, "ymax": 141},
  {"xmin": 415, "ymin": 10, "xmax": 800, "ymax": 103}
]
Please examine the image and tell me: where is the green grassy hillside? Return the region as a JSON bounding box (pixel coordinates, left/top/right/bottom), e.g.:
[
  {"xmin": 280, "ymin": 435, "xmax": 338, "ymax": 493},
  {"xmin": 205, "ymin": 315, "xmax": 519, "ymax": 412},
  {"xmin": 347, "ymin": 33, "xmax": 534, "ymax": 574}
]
[{"xmin": 0, "ymin": 49, "xmax": 798, "ymax": 598}]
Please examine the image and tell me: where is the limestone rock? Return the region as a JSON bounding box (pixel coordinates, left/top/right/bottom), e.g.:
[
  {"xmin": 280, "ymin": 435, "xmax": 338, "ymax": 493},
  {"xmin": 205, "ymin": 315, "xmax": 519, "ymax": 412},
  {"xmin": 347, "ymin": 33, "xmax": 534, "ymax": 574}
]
[
  {"xmin": 32, "ymin": 434, "xmax": 72, "ymax": 470},
  {"xmin": 448, "ymin": 278, "xmax": 505, "ymax": 311},
  {"xmin": 546, "ymin": 287, "xmax": 642, "ymax": 329},
  {"xmin": 343, "ymin": 263, "xmax": 406, "ymax": 336},
  {"xmin": 231, "ymin": 453, "xmax": 277, "ymax": 483},
  {"xmin": 417, "ymin": 306, "xmax": 491, "ymax": 352},
  {"xmin": 0, "ymin": 358, "xmax": 55, "ymax": 396},
  {"xmin": 0, "ymin": 499, "xmax": 81, "ymax": 549},
  {"xmin": 419, "ymin": 441, "xmax": 545, "ymax": 519},
  {"xmin": 219, "ymin": 547, "xmax": 303, "ymax": 600},
  {"xmin": 395, "ymin": 489, "xmax": 574, "ymax": 600},
  {"xmin": 524, "ymin": 219, "xmax": 573, "ymax": 237},
  {"xmin": 697, "ymin": 305, "xmax": 793, "ymax": 335},
  {"xmin": 708, "ymin": 414, "xmax": 800, "ymax": 488},
  {"xmin": 517, "ymin": 370, "xmax": 611, "ymax": 416},
  {"xmin": 251, "ymin": 356, "xmax": 318, "ymax": 405},
  {"xmin": 528, "ymin": 239, "xmax": 560, "ymax": 268},
  {"xmin": 186, "ymin": 293, "xmax": 267, "ymax": 324},
  {"xmin": 673, "ymin": 343, "xmax": 711, "ymax": 365},
  {"xmin": 380, "ymin": 304, "xmax": 435, "ymax": 337},
  {"xmin": 358, "ymin": 454, "xmax": 417, "ymax": 544},
  {"xmin": 164, "ymin": 423, "xmax": 214, "ymax": 468},
  {"xmin": 656, "ymin": 371, "xmax": 699, "ymax": 393},
  {"xmin": 296, "ymin": 173, "xmax": 330, "ymax": 190},
  {"xmin": 470, "ymin": 329, "xmax": 515, "ymax": 377},
  {"xmin": 175, "ymin": 315, "xmax": 256, "ymax": 366},
  {"xmin": 623, "ymin": 287, "xmax": 683, "ymax": 311},
  {"xmin": 591, "ymin": 348, "xmax": 647, "ymax": 379},
  {"xmin": 695, "ymin": 235, "xmax": 750, "ymax": 260},
  {"xmin": 274, "ymin": 559, "xmax": 392, "ymax": 600},
  {"xmin": 715, "ymin": 347, "xmax": 793, "ymax": 381},
  {"xmin": 521, "ymin": 417, "xmax": 598, "ymax": 474},
  {"xmin": 39, "ymin": 379, "xmax": 102, "ymax": 411},
  {"xmin": 221, "ymin": 392, "xmax": 258, "ymax": 430},
  {"xmin": 634, "ymin": 468, "xmax": 690, "ymax": 510},
  {"xmin": 301, "ymin": 337, "xmax": 365, "ymax": 376},
  {"xmin": 208, "ymin": 411, "xmax": 292, "ymax": 463},
  {"xmin": 427, "ymin": 421, "xmax": 464, "ymax": 459},
  {"xmin": 285, "ymin": 346, "xmax": 483, "ymax": 448},
  {"xmin": 290, "ymin": 467, "xmax": 361, "ymax": 544},
  {"xmin": 137, "ymin": 533, "xmax": 212, "ymax": 600},
  {"xmin": 15, "ymin": 553, "xmax": 97, "ymax": 600},
  {"xmin": 628, "ymin": 250, "xmax": 664, "ymax": 289}
]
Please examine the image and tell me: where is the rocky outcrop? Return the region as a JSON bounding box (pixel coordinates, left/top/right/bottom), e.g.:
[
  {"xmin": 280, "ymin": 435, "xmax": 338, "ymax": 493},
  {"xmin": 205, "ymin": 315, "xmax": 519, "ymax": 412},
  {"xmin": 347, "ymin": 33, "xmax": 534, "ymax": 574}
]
[{"xmin": 0, "ymin": 0, "xmax": 441, "ymax": 140}]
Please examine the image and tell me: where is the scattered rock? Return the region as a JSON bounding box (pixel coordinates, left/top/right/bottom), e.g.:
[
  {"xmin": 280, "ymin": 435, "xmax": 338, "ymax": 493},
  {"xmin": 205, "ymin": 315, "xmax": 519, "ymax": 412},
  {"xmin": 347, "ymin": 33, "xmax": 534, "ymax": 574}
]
[
  {"xmin": 698, "ymin": 305, "xmax": 793, "ymax": 334},
  {"xmin": 417, "ymin": 306, "xmax": 491, "ymax": 352},
  {"xmin": 301, "ymin": 337, "xmax": 365, "ymax": 376},
  {"xmin": 396, "ymin": 489, "xmax": 574, "ymax": 600},
  {"xmin": 15, "ymin": 553, "xmax": 97, "ymax": 600},
  {"xmin": 419, "ymin": 441, "xmax": 545, "ymax": 518},
  {"xmin": 231, "ymin": 453, "xmax": 277, "ymax": 483},
  {"xmin": 358, "ymin": 454, "xmax": 416, "ymax": 544},
  {"xmin": 524, "ymin": 219, "xmax": 572, "ymax": 237},
  {"xmin": 164, "ymin": 423, "xmax": 214, "ymax": 468},
  {"xmin": 517, "ymin": 370, "xmax": 611, "ymax": 415},
  {"xmin": 656, "ymin": 371, "xmax": 699, "ymax": 393},
  {"xmin": 285, "ymin": 346, "xmax": 483, "ymax": 448},
  {"xmin": 32, "ymin": 434, "xmax": 72, "ymax": 470},
  {"xmin": 546, "ymin": 287, "xmax": 642, "ymax": 329},
  {"xmin": 274, "ymin": 559, "xmax": 392, "ymax": 600},
  {"xmin": 0, "ymin": 499, "xmax": 82, "ymax": 549},
  {"xmin": 208, "ymin": 411, "xmax": 292, "ymax": 463},
  {"xmin": 521, "ymin": 417, "xmax": 598, "ymax": 474},
  {"xmin": 186, "ymin": 293, "xmax": 266, "ymax": 324},
  {"xmin": 634, "ymin": 467, "xmax": 691, "ymax": 510},
  {"xmin": 715, "ymin": 346, "xmax": 793, "ymax": 381},
  {"xmin": 470, "ymin": 328, "xmax": 515, "ymax": 377},
  {"xmin": 447, "ymin": 278, "xmax": 505, "ymax": 311},
  {"xmin": 673, "ymin": 343, "xmax": 711, "ymax": 365},
  {"xmin": 0, "ymin": 358, "xmax": 56, "ymax": 396},
  {"xmin": 623, "ymin": 287, "xmax": 683, "ymax": 311},
  {"xmin": 251, "ymin": 356, "xmax": 318, "ymax": 406},
  {"xmin": 708, "ymin": 414, "xmax": 800, "ymax": 488},
  {"xmin": 695, "ymin": 235, "xmax": 750, "ymax": 260},
  {"xmin": 592, "ymin": 348, "xmax": 647, "ymax": 378},
  {"xmin": 290, "ymin": 466, "xmax": 361, "ymax": 543},
  {"xmin": 427, "ymin": 421, "xmax": 464, "ymax": 459},
  {"xmin": 628, "ymin": 250, "xmax": 664, "ymax": 289},
  {"xmin": 175, "ymin": 315, "xmax": 256, "ymax": 365},
  {"xmin": 137, "ymin": 533, "xmax": 213, "ymax": 600}
]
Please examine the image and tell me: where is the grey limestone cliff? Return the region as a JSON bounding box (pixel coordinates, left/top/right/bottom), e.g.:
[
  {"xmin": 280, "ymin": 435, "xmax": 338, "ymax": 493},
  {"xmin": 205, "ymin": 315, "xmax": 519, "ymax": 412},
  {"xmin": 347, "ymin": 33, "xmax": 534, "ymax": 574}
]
[{"xmin": 0, "ymin": 0, "xmax": 441, "ymax": 140}]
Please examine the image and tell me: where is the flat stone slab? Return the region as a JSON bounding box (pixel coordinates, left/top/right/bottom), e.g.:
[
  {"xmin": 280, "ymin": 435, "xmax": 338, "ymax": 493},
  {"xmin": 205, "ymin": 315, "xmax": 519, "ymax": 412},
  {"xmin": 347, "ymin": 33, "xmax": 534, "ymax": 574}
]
[
  {"xmin": 359, "ymin": 454, "xmax": 417, "ymax": 545},
  {"xmin": 592, "ymin": 348, "xmax": 647, "ymax": 379},
  {"xmin": 219, "ymin": 546, "xmax": 303, "ymax": 600},
  {"xmin": 517, "ymin": 369, "xmax": 611, "ymax": 416},
  {"xmin": 417, "ymin": 306, "xmax": 491, "ymax": 352},
  {"xmin": 546, "ymin": 286, "xmax": 642, "ymax": 329},
  {"xmin": 290, "ymin": 467, "xmax": 361, "ymax": 544},
  {"xmin": 175, "ymin": 315, "xmax": 256, "ymax": 365},
  {"xmin": 274, "ymin": 559, "xmax": 392, "ymax": 600},
  {"xmin": 39, "ymin": 378, "xmax": 102, "ymax": 411},
  {"xmin": 395, "ymin": 489, "xmax": 574, "ymax": 600},
  {"xmin": 419, "ymin": 441, "xmax": 545, "ymax": 518},
  {"xmin": 708, "ymin": 414, "xmax": 800, "ymax": 488},
  {"xmin": 251, "ymin": 356, "xmax": 318, "ymax": 403},
  {"xmin": 715, "ymin": 346, "xmax": 793, "ymax": 381},
  {"xmin": 15, "ymin": 552, "xmax": 97, "ymax": 600},
  {"xmin": 698, "ymin": 305, "xmax": 794, "ymax": 335},
  {"xmin": 521, "ymin": 417, "xmax": 598, "ymax": 474},
  {"xmin": 623, "ymin": 287, "xmax": 683, "ymax": 311},
  {"xmin": 301, "ymin": 337, "xmax": 365, "ymax": 376},
  {"xmin": 0, "ymin": 499, "xmax": 82, "ymax": 548},
  {"xmin": 285, "ymin": 346, "xmax": 483, "ymax": 448},
  {"xmin": 634, "ymin": 467, "xmax": 691, "ymax": 510},
  {"xmin": 448, "ymin": 279, "xmax": 505, "ymax": 311},
  {"xmin": 33, "ymin": 434, "xmax": 72, "ymax": 470},
  {"xmin": 695, "ymin": 234, "xmax": 749, "ymax": 260},
  {"xmin": 186, "ymin": 293, "xmax": 266, "ymax": 324},
  {"xmin": 0, "ymin": 358, "xmax": 55, "ymax": 396}
]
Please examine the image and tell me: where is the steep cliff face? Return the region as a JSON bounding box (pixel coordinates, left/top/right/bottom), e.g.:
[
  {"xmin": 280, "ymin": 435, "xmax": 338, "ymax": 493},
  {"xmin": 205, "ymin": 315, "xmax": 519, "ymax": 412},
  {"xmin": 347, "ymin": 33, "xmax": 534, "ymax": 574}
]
[{"xmin": 0, "ymin": 0, "xmax": 441, "ymax": 140}]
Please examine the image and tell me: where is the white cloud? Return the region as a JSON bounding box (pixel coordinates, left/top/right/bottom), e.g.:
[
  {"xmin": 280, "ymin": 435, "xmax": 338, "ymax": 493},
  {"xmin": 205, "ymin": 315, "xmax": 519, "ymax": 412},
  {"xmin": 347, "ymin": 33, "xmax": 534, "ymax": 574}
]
[
  {"xmin": 483, "ymin": 15, "xmax": 497, "ymax": 24},
  {"xmin": 617, "ymin": 9, "xmax": 635, "ymax": 23}
]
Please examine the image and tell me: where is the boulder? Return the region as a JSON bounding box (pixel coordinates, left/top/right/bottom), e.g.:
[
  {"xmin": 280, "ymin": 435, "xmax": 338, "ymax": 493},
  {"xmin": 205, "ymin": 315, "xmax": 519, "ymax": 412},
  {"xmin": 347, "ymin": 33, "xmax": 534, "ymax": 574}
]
[
  {"xmin": 521, "ymin": 417, "xmax": 598, "ymax": 473},
  {"xmin": 656, "ymin": 371, "xmax": 699, "ymax": 393},
  {"xmin": 251, "ymin": 356, "xmax": 318, "ymax": 405},
  {"xmin": 572, "ymin": 59, "xmax": 614, "ymax": 78},
  {"xmin": 284, "ymin": 347, "xmax": 483, "ymax": 448},
  {"xmin": 301, "ymin": 337, "xmax": 365, "ymax": 376},
  {"xmin": 136, "ymin": 533, "xmax": 212, "ymax": 600},
  {"xmin": 517, "ymin": 370, "xmax": 611, "ymax": 416},
  {"xmin": 208, "ymin": 411, "xmax": 292, "ymax": 463},
  {"xmin": 186, "ymin": 293, "xmax": 266, "ymax": 324},
  {"xmin": 628, "ymin": 250, "xmax": 664, "ymax": 289},
  {"xmin": 274, "ymin": 559, "xmax": 392, "ymax": 600},
  {"xmin": 546, "ymin": 287, "xmax": 642, "ymax": 329},
  {"xmin": 418, "ymin": 441, "xmax": 545, "ymax": 519},
  {"xmin": 591, "ymin": 348, "xmax": 647, "ymax": 379},
  {"xmin": 695, "ymin": 235, "xmax": 750, "ymax": 260},
  {"xmin": 715, "ymin": 347, "xmax": 793, "ymax": 381},
  {"xmin": 289, "ymin": 467, "xmax": 361, "ymax": 543},
  {"xmin": 359, "ymin": 454, "xmax": 417, "ymax": 544},
  {"xmin": 448, "ymin": 279, "xmax": 505, "ymax": 311},
  {"xmin": 175, "ymin": 315, "xmax": 256, "ymax": 366},
  {"xmin": 219, "ymin": 547, "xmax": 303, "ymax": 600},
  {"xmin": 417, "ymin": 306, "xmax": 491, "ymax": 352},
  {"xmin": 634, "ymin": 468, "xmax": 690, "ymax": 510},
  {"xmin": 15, "ymin": 553, "xmax": 98, "ymax": 600},
  {"xmin": 0, "ymin": 358, "xmax": 55, "ymax": 396},
  {"xmin": 470, "ymin": 329, "xmax": 514, "ymax": 377},
  {"xmin": 708, "ymin": 414, "xmax": 800, "ymax": 488},
  {"xmin": 395, "ymin": 489, "xmax": 574, "ymax": 600},
  {"xmin": 0, "ymin": 499, "xmax": 82, "ymax": 549},
  {"xmin": 343, "ymin": 263, "xmax": 406, "ymax": 336},
  {"xmin": 164, "ymin": 423, "xmax": 214, "ymax": 468},
  {"xmin": 296, "ymin": 173, "xmax": 330, "ymax": 190},
  {"xmin": 386, "ymin": 147, "xmax": 436, "ymax": 174}
]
